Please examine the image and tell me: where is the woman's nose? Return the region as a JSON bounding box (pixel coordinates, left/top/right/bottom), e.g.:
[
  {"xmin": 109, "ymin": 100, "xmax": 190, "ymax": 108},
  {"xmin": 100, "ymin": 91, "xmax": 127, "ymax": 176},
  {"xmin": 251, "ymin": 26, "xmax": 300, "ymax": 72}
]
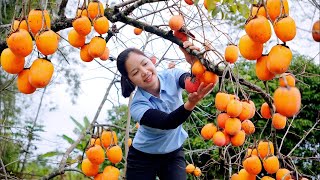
[{"xmin": 141, "ymin": 67, "xmax": 148, "ymax": 76}]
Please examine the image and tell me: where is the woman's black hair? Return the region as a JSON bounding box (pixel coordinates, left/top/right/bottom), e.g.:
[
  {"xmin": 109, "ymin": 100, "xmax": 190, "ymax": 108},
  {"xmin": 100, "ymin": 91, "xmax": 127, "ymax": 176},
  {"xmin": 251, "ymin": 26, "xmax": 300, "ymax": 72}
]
[{"xmin": 117, "ymin": 48, "xmax": 147, "ymax": 98}]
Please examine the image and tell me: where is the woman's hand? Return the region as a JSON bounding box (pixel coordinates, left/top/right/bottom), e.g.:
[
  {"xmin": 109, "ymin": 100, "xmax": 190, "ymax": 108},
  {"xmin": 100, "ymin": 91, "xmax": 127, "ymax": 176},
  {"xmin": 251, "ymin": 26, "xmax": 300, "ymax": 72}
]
[
  {"xmin": 180, "ymin": 41, "xmax": 200, "ymax": 65},
  {"xmin": 184, "ymin": 82, "xmax": 215, "ymax": 111}
]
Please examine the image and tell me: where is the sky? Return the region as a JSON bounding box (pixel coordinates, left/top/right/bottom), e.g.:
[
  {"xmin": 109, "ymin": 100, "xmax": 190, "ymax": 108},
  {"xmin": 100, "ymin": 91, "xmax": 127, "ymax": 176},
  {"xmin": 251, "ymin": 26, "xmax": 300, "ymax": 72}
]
[{"xmin": 21, "ymin": 0, "xmax": 320, "ymax": 162}]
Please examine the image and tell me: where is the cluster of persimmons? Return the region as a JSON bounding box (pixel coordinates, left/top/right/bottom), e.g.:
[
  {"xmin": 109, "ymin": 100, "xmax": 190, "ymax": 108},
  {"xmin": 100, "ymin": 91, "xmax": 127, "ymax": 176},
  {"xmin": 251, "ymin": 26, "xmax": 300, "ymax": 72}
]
[
  {"xmin": 176, "ymin": 0, "xmax": 307, "ymax": 179},
  {"xmin": 0, "ymin": 0, "xmax": 111, "ymax": 95},
  {"xmin": 1, "ymin": 9, "xmax": 58, "ymax": 94},
  {"xmin": 69, "ymin": 0, "xmax": 110, "ymax": 63},
  {"xmin": 83, "ymin": 130, "xmax": 123, "ymax": 179},
  {"xmin": 231, "ymin": 140, "xmax": 302, "ymax": 180}
]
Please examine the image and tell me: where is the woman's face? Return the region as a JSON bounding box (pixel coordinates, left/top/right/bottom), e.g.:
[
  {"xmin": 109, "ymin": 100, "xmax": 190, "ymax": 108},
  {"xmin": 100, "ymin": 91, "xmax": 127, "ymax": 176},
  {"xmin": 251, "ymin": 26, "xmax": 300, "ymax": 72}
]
[{"xmin": 125, "ymin": 52, "xmax": 158, "ymax": 91}]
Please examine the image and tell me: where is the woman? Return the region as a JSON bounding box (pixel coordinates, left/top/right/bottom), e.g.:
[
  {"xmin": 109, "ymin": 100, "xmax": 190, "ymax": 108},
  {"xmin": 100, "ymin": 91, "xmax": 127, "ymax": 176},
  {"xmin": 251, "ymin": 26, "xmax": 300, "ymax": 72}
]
[{"xmin": 116, "ymin": 42, "xmax": 214, "ymax": 180}]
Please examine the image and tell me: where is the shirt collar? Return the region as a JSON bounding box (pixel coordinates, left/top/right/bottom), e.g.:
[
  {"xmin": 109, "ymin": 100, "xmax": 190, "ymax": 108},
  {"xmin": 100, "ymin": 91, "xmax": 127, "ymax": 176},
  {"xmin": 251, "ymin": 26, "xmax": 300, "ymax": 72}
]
[{"xmin": 138, "ymin": 73, "xmax": 166, "ymax": 100}]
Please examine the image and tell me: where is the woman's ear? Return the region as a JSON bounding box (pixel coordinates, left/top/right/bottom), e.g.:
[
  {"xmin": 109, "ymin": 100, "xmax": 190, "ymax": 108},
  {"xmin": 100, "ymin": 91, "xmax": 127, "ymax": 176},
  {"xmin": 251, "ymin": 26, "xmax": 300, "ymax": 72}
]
[{"xmin": 150, "ymin": 56, "xmax": 157, "ymax": 64}]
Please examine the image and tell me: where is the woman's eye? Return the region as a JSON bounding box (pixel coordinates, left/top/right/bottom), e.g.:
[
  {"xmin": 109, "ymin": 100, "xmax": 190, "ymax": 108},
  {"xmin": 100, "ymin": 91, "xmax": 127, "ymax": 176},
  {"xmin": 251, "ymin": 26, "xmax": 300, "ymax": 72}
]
[{"xmin": 143, "ymin": 62, "xmax": 148, "ymax": 66}]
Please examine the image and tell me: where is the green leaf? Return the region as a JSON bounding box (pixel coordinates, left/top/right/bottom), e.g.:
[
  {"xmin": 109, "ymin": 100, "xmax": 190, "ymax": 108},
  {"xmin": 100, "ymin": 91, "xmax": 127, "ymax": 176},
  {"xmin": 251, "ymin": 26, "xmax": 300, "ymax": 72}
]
[
  {"xmin": 40, "ymin": 151, "xmax": 61, "ymax": 158},
  {"xmin": 194, "ymin": 0, "xmax": 200, "ymax": 5},
  {"xmin": 207, "ymin": 0, "xmax": 217, "ymax": 11},
  {"xmin": 62, "ymin": 135, "xmax": 75, "ymax": 145},
  {"xmin": 83, "ymin": 116, "xmax": 90, "ymax": 128},
  {"xmin": 229, "ymin": 3, "xmax": 237, "ymax": 13},
  {"xmin": 211, "ymin": 6, "xmax": 221, "ymax": 17},
  {"xmin": 238, "ymin": 4, "xmax": 250, "ymax": 19},
  {"xmin": 222, "ymin": 0, "xmax": 233, "ymax": 4},
  {"xmin": 220, "ymin": 10, "xmax": 225, "ymax": 20},
  {"xmin": 70, "ymin": 116, "xmax": 84, "ymax": 131}
]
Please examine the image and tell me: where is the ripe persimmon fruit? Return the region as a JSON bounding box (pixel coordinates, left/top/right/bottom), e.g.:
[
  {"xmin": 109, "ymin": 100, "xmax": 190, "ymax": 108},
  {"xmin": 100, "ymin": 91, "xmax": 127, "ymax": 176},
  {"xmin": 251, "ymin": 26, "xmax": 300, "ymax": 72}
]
[
  {"xmin": 276, "ymin": 168, "xmax": 292, "ymax": 180},
  {"xmin": 93, "ymin": 16, "xmax": 109, "ymax": 35},
  {"xmin": 217, "ymin": 113, "xmax": 229, "ymax": 129},
  {"xmin": 261, "ymin": 102, "xmax": 273, "ymax": 119},
  {"xmin": 215, "ymin": 92, "xmax": 231, "ymax": 111},
  {"xmin": 100, "ymin": 46, "xmax": 110, "ymax": 61},
  {"xmin": 256, "ymin": 55, "xmax": 275, "ymax": 81},
  {"xmin": 193, "ymin": 167, "xmax": 201, "ymax": 177},
  {"xmin": 224, "ymin": 44, "xmax": 239, "ymax": 63},
  {"xmin": 192, "ymin": 60, "xmax": 205, "ymax": 77},
  {"xmin": 28, "ymin": 9, "xmax": 51, "ymax": 35},
  {"xmin": 267, "ymin": 44, "xmax": 292, "ymax": 75},
  {"xmin": 273, "ymin": 86, "xmax": 301, "ymax": 117},
  {"xmin": 212, "ymin": 131, "xmax": 226, "ymax": 147},
  {"xmin": 73, "ymin": 16, "xmax": 92, "ymax": 36},
  {"xmin": 257, "ymin": 140, "xmax": 274, "ymax": 159},
  {"xmin": 68, "ymin": 29, "xmax": 86, "ymax": 48},
  {"xmin": 230, "ymin": 130, "xmax": 246, "ymax": 147},
  {"xmin": 226, "ymin": 99, "xmax": 243, "ymax": 117},
  {"xmin": 88, "ymin": 36, "xmax": 106, "ymax": 58},
  {"xmin": 12, "ymin": 18, "xmax": 28, "ymax": 31},
  {"xmin": 0, "ymin": 48, "xmax": 25, "ymax": 74},
  {"xmin": 103, "ymin": 165, "xmax": 120, "ymax": 180},
  {"xmin": 263, "ymin": 155, "xmax": 280, "ymax": 174},
  {"xmin": 186, "ymin": 164, "xmax": 195, "ymax": 173},
  {"xmin": 6, "ymin": 29, "xmax": 33, "ymax": 57},
  {"xmin": 29, "ymin": 58, "xmax": 54, "ymax": 88},
  {"xmin": 35, "ymin": 29, "xmax": 59, "ymax": 55},
  {"xmin": 279, "ymin": 73, "xmax": 295, "ymax": 87},
  {"xmin": 243, "ymin": 155, "xmax": 262, "ymax": 175},
  {"xmin": 201, "ymin": 123, "xmax": 217, "ymax": 140},
  {"xmin": 251, "ymin": 4, "xmax": 267, "ymax": 18},
  {"xmin": 241, "ymin": 120, "xmax": 255, "ymax": 135},
  {"xmin": 272, "ymin": 113, "xmax": 287, "ymax": 129},
  {"xmin": 101, "ymin": 130, "xmax": 118, "ymax": 148},
  {"xmin": 245, "ymin": 15, "xmax": 272, "ymax": 43},
  {"xmin": 86, "ymin": 145, "xmax": 105, "ymax": 165},
  {"xmin": 81, "ymin": 158, "xmax": 99, "ymax": 177},
  {"xmin": 169, "ymin": 15, "xmax": 184, "ymax": 31},
  {"xmin": 225, "ymin": 117, "xmax": 241, "ymax": 135},
  {"xmin": 238, "ymin": 101, "xmax": 253, "ymax": 121},
  {"xmin": 87, "ymin": 0, "xmax": 104, "ymax": 20},
  {"xmin": 107, "ymin": 145, "xmax": 123, "ymax": 164},
  {"xmin": 274, "ymin": 16, "xmax": 296, "ymax": 42},
  {"xmin": 266, "ymin": 0, "xmax": 289, "ymax": 22},
  {"xmin": 134, "ymin": 27, "xmax": 143, "ymax": 35},
  {"xmin": 312, "ymin": 20, "xmax": 320, "ymax": 42},
  {"xmin": 239, "ymin": 34, "xmax": 263, "ymax": 60},
  {"xmin": 17, "ymin": 69, "xmax": 37, "ymax": 94},
  {"xmin": 80, "ymin": 44, "xmax": 94, "ymax": 62}
]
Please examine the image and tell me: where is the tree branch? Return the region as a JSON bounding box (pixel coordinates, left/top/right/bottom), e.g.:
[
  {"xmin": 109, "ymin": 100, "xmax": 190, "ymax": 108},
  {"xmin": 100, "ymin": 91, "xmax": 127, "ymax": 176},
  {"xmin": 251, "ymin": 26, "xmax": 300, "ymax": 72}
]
[
  {"xmin": 92, "ymin": 123, "xmax": 133, "ymax": 133},
  {"xmin": 0, "ymin": 159, "xmax": 8, "ymax": 180},
  {"xmin": 58, "ymin": 76, "xmax": 116, "ymax": 171},
  {"xmin": 41, "ymin": 168, "xmax": 86, "ymax": 180},
  {"xmin": 286, "ymin": 118, "xmax": 320, "ymax": 157},
  {"xmin": 58, "ymin": 0, "xmax": 69, "ymax": 17},
  {"xmin": 121, "ymin": 0, "xmax": 168, "ymax": 16},
  {"xmin": 122, "ymin": 94, "xmax": 134, "ymax": 176}
]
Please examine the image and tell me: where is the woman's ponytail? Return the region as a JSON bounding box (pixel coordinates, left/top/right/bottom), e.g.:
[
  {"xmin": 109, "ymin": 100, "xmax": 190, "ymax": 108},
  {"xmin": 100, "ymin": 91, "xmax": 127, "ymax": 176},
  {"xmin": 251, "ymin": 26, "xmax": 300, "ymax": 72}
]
[{"xmin": 120, "ymin": 76, "xmax": 136, "ymax": 98}]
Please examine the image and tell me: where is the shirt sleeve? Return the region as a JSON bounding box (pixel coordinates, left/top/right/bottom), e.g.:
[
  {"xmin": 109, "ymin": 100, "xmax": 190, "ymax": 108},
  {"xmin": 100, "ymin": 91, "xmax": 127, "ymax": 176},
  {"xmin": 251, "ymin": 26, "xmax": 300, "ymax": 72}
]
[
  {"xmin": 140, "ymin": 105, "xmax": 192, "ymax": 130},
  {"xmin": 130, "ymin": 97, "xmax": 153, "ymax": 123},
  {"xmin": 170, "ymin": 68, "xmax": 187, "ymax": 88}
]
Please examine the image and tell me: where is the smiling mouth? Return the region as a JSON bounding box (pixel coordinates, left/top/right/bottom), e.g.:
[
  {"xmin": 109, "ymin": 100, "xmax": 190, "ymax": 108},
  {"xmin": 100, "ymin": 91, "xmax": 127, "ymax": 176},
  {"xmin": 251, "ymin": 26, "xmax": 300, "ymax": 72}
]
[{"xmin": 144, "ymin": 74, "xmax": 152, "ymax": 83}]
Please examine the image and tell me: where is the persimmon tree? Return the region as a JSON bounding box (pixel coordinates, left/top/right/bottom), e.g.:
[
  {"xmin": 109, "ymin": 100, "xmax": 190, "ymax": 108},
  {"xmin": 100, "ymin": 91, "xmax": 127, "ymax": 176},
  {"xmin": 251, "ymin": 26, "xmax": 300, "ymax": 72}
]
[{"xmin": 0, "ymin": 0, "xmax": 319, "ymax": 179}]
